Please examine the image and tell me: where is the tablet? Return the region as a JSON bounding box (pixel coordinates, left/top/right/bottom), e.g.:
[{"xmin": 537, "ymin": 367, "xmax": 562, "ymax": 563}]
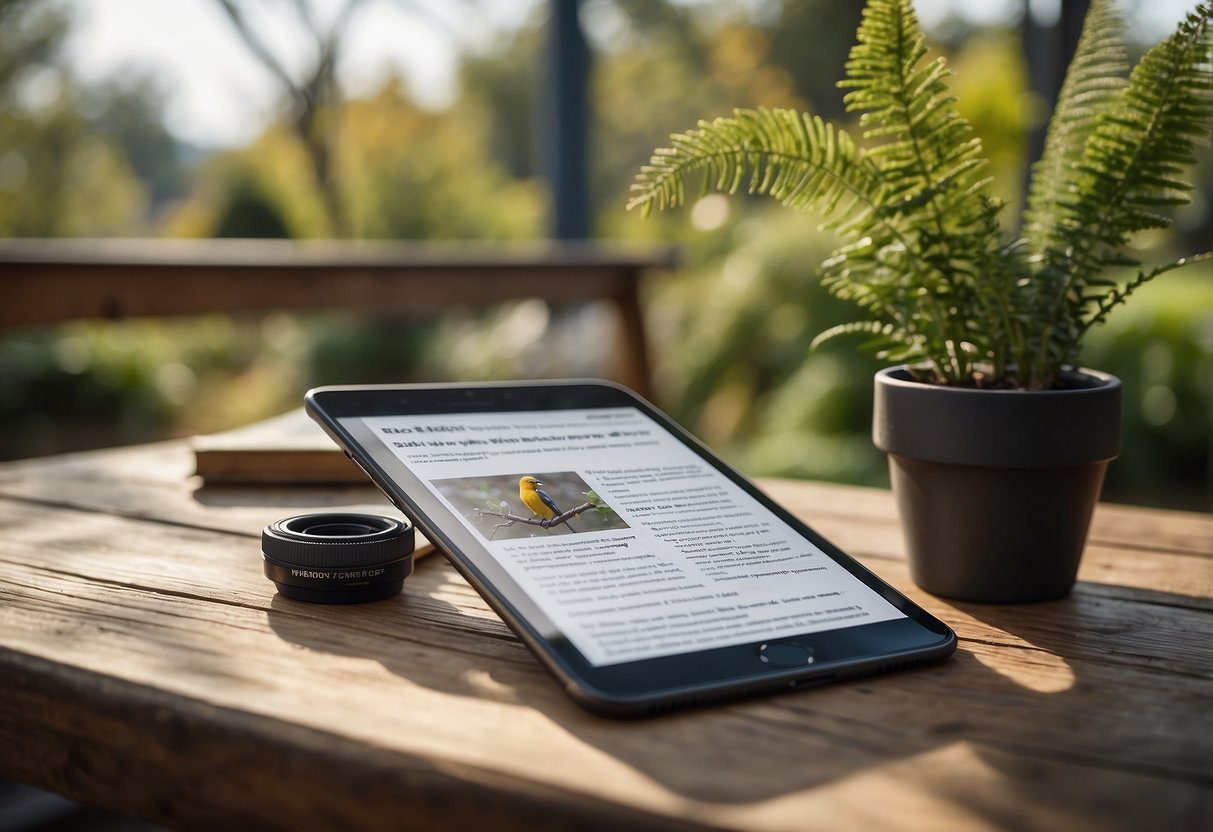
[{"xmin": 305, "ymin": 380, "xmax": 955, "ymax": 715}]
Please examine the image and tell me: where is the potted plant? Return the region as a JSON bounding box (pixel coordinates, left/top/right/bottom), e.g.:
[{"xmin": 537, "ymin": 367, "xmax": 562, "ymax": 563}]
[{"xmin": 628, "ymin": 0, "xmax": 1213, "ymax": 602}]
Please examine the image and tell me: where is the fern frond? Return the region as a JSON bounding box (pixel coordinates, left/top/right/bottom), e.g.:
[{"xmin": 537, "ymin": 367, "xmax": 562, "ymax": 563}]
[
  {"xmin": 1078, "ymin": 252, "xmax": 1213, "ymax": 339},
  {"xmin": 835, "ymin": 0, "xmax": 1002, "ymax": 382},
  {"xmin": 809, "ymin": 320, "xmax": 898, "ymax": 352},
  {"xmin": 1070, "ymin": 4, "xmax": 1213, "ymax": 255},
  {"xmin": 1030, "ymin": 3, "xmax": 1213, "ymax": 381},
  {"xmin": 840, "ymin": 0, "xmax": 992, "ymax": 235},
  {"xmin": 1023, "ymin": 0, "xmax": 1128, "ymax": 254},
  {"xmin": 626, "ymin": 108, "xmax": 875, "ymax": 221}
]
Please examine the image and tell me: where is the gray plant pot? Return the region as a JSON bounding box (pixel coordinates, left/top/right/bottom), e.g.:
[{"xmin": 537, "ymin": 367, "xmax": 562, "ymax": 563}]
[{"xmin": 873, "ymin": 366, "xmax": 1121, "ymax": 603}]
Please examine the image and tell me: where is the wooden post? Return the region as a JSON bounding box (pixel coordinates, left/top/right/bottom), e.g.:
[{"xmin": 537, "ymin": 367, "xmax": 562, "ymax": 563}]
[{"xmin": 614, "ymin": 272, "xmax": 653, "ymax": 400}]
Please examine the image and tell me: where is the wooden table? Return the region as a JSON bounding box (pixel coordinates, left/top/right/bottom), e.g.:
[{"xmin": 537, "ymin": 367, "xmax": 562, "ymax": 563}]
[{"xmin": 0, "ymin": 441, "xmax": 1209, "ymax": 831}]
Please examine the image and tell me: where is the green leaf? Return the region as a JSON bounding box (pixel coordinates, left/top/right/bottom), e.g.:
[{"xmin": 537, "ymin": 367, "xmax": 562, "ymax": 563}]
[
  {"xmin": 1024, "ymin": 0, "xmax": 1129, "ymax": 255},
  {"xmin": 1027, "ymin": 3, "xmax": 1213, "ymax": 381}
]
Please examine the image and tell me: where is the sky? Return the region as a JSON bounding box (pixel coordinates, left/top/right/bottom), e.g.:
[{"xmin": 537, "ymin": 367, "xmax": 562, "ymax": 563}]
[
  {"xmin": 61, "ymin": 0, "xmax": 1196, "ymax": 149},
  {"xmin": 64, "ymin": 0, "xmax": 541, "ymax": 147}
]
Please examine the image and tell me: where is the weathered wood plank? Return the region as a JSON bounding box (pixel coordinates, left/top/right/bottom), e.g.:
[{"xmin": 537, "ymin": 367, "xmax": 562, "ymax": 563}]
[
  {"xmin": 0, "ymin": 239, "xmax": 679, "ymax": 326},
  {"xmin": 1, "ymin": 501, "xmax": 1210, "ymax": 774},
  {"xmin": 0, "ymin": 441, "xmax": 440, "ymax": 557},
  {"xmin": 2, "ymin": 553, "xmax": 1210, "ymax": 831},
  {"xmin": 0, "ymin": 240, "xmax": 675, "ymax": 397},
  {"xmin": 760, "ymin": 478, "xmax": 1213, "ymax": 557},
  {"xmin": 1, "ymin": 442, "xmax": 1207, "ymax": 575},
  {"xmin": 0, "ymin": 652, "xmax": 706, "ymax": 832},
  {"xmin": 0, "ymin": 448, "xmax": 1207, "ymax": 654},
  {"xmin": 6, "ymin": 646, "xmax": 1207, "ymax": 832},
  {"xmin": 4, "ymin": 495, "xmax": 1203, "ymax": 701},
  {"xmin": 1086, "ymin": 501, "xmax": 1213, "ymax": 555}
]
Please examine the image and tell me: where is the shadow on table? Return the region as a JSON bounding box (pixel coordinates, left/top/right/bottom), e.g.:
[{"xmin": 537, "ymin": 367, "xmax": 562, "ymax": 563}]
[
  {"xmin": 936, "ymin": 587, "xmax": 1212, "ymax": 829},
  {"xmin": 192, "ymin": 483, "xmax": 395, "ymax": 511},
  {"xmin": 265, "ymin": 574, "xmax": 1209, "ymax": 825},
  {"xmin": 0, "ymin": 780, "xmax": 167, "ymax": 832}
]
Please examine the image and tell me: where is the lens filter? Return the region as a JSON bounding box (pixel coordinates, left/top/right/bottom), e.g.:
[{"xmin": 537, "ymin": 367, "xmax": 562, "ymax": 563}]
[{"xmin": 261, "ymin": 513, "xmax": 414, "ymax": 604}]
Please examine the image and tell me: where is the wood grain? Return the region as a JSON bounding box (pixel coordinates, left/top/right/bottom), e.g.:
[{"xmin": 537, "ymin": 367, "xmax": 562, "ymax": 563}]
[{"xmin": 0, "ymin": 442, "xmax": 1210, "ymax": 831}]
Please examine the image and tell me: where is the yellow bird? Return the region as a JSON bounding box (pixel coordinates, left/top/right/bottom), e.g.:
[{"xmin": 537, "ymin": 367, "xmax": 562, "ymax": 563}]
[{"xmin": 519, "ymin": 476, "xmax": 576, "ymax": 532}]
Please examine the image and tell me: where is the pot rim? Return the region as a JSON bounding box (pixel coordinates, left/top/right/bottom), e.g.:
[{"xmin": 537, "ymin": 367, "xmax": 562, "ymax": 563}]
[
  {"xmin": 875, "ymin": 366, "xmax": 1120, "ymax": 395},
  {"xmin": 873, "ymin": 365, "xmax": 1122, "ymax": 467}
]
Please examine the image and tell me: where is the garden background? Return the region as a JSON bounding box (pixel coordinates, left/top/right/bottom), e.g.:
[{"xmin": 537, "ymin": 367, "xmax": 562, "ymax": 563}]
[{"xmin": 1, "ymin": 0, "xmax": 1209, "ymax": 511}]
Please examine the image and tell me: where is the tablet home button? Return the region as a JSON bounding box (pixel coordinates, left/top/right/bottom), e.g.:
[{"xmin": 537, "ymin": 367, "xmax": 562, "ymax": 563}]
[{"xmin": 757, "ymin": 641, "xmax": 815, "ymax": 667}]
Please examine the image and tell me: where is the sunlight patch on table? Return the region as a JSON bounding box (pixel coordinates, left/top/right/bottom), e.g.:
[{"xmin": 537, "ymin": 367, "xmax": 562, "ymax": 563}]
[
  {"xmin": 706, "ymin": 742, "xmax": 1003, "ymax": 831},
  {"xmin": 969, "ymin": 646, "xmax": 1076, "ymax": 693}
]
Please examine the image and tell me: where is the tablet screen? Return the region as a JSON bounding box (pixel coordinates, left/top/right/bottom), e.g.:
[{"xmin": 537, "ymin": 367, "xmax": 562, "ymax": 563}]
[{"xmin": 351, "ymin": 406, "xmax": 904, "ymax": 667}]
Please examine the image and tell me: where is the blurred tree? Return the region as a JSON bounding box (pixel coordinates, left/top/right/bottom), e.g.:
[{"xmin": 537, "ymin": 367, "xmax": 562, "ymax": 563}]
[
  {"xmin": 766, "ymin": 0, "xmax": 865, "ymax": 121},
  {"xmin": 212, "ymin": 0, "xmax": 367, "ymax": 235},
  {"xmin": 459, "ymin": 20, "xmax": 542, "ymax": 180},
  {"xmin": 592, "ymin": 3, "xmax": 802, "ymax": 233},
  {"xmin": 162, "ymin": 123, "xmax": 330, "ymax": 238},
  {"xmin": 562, "ymin": 1, "xmax": 883, "ymax": 476},
  {"xmin": 0, "ymin": 0, "xmax": 67, "ymax": 105},
  {"xmin": 340, "ymin": 78, "xmax": 544, "ymax": 239},
  {"xmin": 83, "ymin": 73, "xmax": 187, "ymax": 210},
  {"xmin": 949, "ymin": 29, "xmax": 1032, "ymax": 215},
  {"xmin": 634, "ymin": 205, "xmax": 889, "ymax": 484},
  {"xmin": 0, "ymin": 0, "xmax": 149, "ymax": 236},
  {"xmin": 213, "ymin": 176, "xmax": 292, "ymax": 238},
  {"xmin": 0, "ymin": 105, "xmax": 146, "ymax": 236},
  {"xmin": 165, "ymin": 74, "xmax": 545, "ymax": 241}
]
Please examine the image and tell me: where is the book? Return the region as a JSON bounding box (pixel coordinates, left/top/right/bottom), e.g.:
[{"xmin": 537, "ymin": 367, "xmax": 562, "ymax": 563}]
[
  {"xmin": 192, "ymin": 408, "xmax": 364, "ymax": 485},
  {"xmin": 192, "ymin": 408, "xmax": 437, "ymax": 559}
]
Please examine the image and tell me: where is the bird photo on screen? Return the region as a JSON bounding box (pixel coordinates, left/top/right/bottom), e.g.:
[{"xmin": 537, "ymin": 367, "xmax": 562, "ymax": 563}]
[{"xmin": 519, "ymin": 476, "xmax": 576, "ymax": 532}]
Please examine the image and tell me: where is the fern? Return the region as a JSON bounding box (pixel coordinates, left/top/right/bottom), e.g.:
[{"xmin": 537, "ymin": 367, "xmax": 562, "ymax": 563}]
[
  {"xmin": 628, "ymin": 0, "xmax": 1213, "ymax": 390},
  {"xmin": 834, "ymin": 0, "xmax": 1004, "ymax": 383},
  {"xmin": 1023, "ymin": 0, "xmax": 1128, "ymax": 256},
  {"xmin": 1027, "ymin": 3, "xmax": 1213, "ymax": 384}
]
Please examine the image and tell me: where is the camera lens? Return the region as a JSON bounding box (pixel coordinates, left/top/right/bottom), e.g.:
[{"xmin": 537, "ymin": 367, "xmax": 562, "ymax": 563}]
[{"xmin": 261, "ymin": 513, "xmax": 414, "ymax": 604}]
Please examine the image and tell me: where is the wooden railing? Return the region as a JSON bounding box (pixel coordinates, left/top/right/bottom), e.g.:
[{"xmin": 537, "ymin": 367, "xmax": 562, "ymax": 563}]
[{"xmin": 0, "ymin": 239, "xmax": 678, "ymax": 397}]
